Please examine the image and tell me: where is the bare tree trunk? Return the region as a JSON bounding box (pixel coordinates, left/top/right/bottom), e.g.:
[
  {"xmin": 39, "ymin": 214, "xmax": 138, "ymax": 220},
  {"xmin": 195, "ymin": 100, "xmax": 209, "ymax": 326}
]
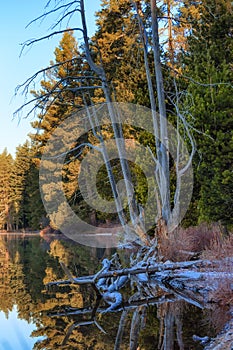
[
  {"xmin": 80, "ymin": 0, "xmax": 149, "ymax": 244},
  {"xmin": 166, "ymin": 0, "xmax": 174, "ymax": 65},
  {"xmin": 130, "ymin": 308, "xmax": 141, "ymax": 350},
  {"xmin": 175, "ymin": 315, "xmax": 185, "ymax": 350},
  {"xmin": 83, "ymin": 98, "xmax": 127, "ymax": 229},
  {"xmin": 151, "ymin": 0, "xmax": 171, "ymax": 225}
]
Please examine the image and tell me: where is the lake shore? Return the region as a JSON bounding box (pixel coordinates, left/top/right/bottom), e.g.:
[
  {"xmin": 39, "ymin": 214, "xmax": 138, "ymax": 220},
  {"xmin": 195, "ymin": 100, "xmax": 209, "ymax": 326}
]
[{"xmin": 0, "ymin": 231, "xmax": 40, "ymax": 236}]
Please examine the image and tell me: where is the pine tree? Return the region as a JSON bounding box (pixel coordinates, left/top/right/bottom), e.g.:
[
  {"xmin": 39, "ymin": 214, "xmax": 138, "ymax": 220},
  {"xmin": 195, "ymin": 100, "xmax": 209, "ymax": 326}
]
[
  {"xmin": 94, "ymin": 0, "xmax": 150, "ymax": 105},
  {"xmin": 29, "ymin": 32, "xmax": 90, "ymax": 229},
  {"xmin": 0, "ymin": 149, "xmax": 14, "ymax": 231},
  {"xmin": 24, "ymin": 152, "xmax": 47, "ymax": 230},
  {"xmin": 30, "ymin": 31, "xmax": 84, "ymax": 151},
  {"xmin": 10, "ymin": 141, "xmax": 32, "ymax": 229},
  {"xmin": 181, "ymin": 0, "xmax": 233, "ymax": 227}
]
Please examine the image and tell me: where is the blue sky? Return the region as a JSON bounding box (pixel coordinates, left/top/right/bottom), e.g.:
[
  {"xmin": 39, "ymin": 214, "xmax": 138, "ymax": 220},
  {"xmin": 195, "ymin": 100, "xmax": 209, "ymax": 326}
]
[{"xmin": 0, "ymin": 0, "xmax": 101, "ymax": 156}]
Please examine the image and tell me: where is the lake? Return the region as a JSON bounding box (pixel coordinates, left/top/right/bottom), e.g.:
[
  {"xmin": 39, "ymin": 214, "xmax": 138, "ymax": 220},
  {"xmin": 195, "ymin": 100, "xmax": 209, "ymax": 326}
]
[{"xmin": 0, "ymin": 234, "xmax": 221, "ymax": 349}]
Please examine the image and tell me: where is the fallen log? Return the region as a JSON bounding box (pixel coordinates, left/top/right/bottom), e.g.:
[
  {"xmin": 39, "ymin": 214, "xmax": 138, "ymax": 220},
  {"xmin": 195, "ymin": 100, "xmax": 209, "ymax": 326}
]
[{"xmin": 46, "ymin": 258, "xmax": 231, "ymax": 288}]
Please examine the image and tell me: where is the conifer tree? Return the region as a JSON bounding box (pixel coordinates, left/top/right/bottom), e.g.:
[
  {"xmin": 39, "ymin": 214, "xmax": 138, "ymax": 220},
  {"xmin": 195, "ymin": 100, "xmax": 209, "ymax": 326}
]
[
  {"xmin": 94, "ymin": 0, "xmax": 150, "ymax": 105},
  {"xmin": 10, "ymin": 141, "xmax": 32, "ymax": 230},
  {"xmin": 23, "ymin": 154, "xmax": 46, "ymax": 230},
  {"xmin": 181, "ymin": 0, "xmax": 233, "ymax": 227},
  {"xmin": 29, "ymin": 32, "xmax": 89, "ymax": 229},
  {"xmin": 30, "ymin": 31, "xmax": 84, "ymax": 151},
  {"xmin": 0, "ymin": 149, "xmax": 14, "ymax": 231}
]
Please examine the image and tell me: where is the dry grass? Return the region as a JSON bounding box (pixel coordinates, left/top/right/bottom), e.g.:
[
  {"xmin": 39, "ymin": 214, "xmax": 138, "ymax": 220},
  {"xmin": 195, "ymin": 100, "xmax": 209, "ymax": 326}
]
[
  {"xmin": 209, "ymin": 277, "xmax": 233, "ymax": 307},
  {"xmin": 204, "ymin": 274, "xmax": 233, "ymax": 332},
  {"xmin": 157, "ymin": 223, "xmax": 233, "ymax": 334},
  {"xmin": 159, "ymin": 227, "xmax": 194, "ymax": 261},
  {"xmin": 201, "ymin": 233, "xmax": 233, "ymax": 260},
  {"xmin": 159, "ymin": 223, "xmax": 233, "ymax": 262},
  {"xmin": 188, "ymin": 223, "xmax": 224, "ymax": 253},
  {"xmin": 204, "ymin": 304, "xmax": 231, "ymax": 333}
]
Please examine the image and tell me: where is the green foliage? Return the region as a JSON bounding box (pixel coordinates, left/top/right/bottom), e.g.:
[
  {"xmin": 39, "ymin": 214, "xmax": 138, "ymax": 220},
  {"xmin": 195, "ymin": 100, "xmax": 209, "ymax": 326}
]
[
  {"xmin": 180, "ymin": 0, "xmax": 233, "ymax": 227},
  {"xmin": 2, "ymin": 0, "xmax": 232, "ymax": 230},
  {"xmin": 10, "ymin": 141, "xmax": 33, "ymax": 229},
  {"xmin": 94, "ymin": 0, "xmax": 150, "ymax": 105},
  {"xmin": 30, "ymin": 31, "xmax": 85, "ymax": 150},
  {"xmin": 0, "ymin": 149, "xmax": 14, "ymax": 230}
]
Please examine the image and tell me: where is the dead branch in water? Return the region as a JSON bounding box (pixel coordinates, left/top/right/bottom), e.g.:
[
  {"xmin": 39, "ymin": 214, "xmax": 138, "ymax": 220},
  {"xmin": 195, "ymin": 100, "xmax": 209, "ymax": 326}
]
[
  {"xmin": 48, "ymin": 294, "xmax": 177, "ymax": 318},
  {"xmin": 46, "ymin": 258, "xmax": 231, "ymax": 288},
  {"xmin": 45, "ymin": 256, "xmax": 233, "ymax": 349}
]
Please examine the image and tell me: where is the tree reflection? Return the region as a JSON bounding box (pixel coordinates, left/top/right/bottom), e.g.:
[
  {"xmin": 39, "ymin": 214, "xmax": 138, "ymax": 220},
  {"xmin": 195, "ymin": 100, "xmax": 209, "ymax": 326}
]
[
  {"xmin": 44, "ymin": 250, "xmax": 207, "ymax": 350},
  {"xmin": 0, "ymin": 235, "xmax": 223, "ymax": 349}
]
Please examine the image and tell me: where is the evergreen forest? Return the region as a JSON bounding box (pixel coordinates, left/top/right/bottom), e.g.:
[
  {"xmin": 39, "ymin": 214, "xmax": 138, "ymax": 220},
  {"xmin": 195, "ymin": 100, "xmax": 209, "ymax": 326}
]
[{"xmin": 1, "ymin": 0, "xmax": 232, "ymax": 234}]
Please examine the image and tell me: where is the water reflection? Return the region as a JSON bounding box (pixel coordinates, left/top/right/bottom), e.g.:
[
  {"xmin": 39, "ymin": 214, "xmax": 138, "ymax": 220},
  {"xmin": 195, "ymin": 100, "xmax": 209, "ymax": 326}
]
[
  {"xmin": 0, "ymin": 234, "xmax": 222, "ymax": 349},
  {"xmin": 0, "ymin": 306, "xmax": 43, "ymax": 350}
]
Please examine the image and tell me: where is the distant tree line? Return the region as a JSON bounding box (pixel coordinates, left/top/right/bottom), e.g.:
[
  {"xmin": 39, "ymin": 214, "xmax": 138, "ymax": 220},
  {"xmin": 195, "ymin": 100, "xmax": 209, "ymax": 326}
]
[{"xmin": 1, "ymin": 0, "xmax": 232, "ymax": 232}]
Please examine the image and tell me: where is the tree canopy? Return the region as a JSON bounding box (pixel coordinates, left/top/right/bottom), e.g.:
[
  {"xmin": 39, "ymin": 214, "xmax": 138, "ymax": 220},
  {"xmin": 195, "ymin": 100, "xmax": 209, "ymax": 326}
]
[{"xmin": 1, "ymin": 0, "xmax": 232, "ymax": 233}]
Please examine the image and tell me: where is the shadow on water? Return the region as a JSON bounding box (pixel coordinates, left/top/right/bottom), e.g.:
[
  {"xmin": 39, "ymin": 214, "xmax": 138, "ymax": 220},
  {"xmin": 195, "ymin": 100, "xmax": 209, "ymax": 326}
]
[{"xmin": 0, "ymin": 234, "xmax": 230, "ymax": 349}]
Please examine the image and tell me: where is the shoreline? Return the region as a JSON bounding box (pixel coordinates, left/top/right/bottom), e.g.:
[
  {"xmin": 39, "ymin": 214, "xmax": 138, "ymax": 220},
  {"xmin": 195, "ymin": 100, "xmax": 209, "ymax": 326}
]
[{"xmin": 0, "ymin": 231, "xmax": 40, "ymax": 236}]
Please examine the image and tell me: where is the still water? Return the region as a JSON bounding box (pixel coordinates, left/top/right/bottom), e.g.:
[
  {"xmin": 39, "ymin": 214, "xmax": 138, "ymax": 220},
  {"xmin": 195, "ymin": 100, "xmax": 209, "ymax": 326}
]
[{"xmin": 0, "ymin": 234, "xmax": 219, "ymax": 349}]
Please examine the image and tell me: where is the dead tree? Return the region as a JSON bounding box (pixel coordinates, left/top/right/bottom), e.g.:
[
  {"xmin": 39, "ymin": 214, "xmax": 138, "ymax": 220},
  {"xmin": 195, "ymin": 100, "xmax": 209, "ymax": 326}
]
[{"xmin": 16, "ymin": 0, "xmax": 195, "ymax": 248}]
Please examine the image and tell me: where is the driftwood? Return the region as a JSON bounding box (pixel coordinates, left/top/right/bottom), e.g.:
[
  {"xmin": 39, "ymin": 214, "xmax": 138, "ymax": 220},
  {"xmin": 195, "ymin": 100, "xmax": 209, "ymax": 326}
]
[
  {"xmin": 46, "ymin": 258, "xmax": 227, "ymax": 288},
  {"xmin": 45, "ymin": 257, "xmax": 233, "ymax": 313},
  {"xmin": 48, "ymin": 294, "xmax": 178, "ymax": 318},
  {"xmin": 45, "ymin": 255, "xmax": 233, "ymax": 348}
]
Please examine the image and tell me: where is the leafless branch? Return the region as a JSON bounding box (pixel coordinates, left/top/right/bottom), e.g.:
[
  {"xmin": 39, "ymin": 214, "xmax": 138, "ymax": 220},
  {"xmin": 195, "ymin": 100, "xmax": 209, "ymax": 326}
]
[
  {"xmin": 114, "ymin": 310, "xmax": 129, "ymax": 350},
  {"xmin": 51, "ymin": 9, "xmax": 79, "ymax": 29},
  {"xmin": 14, "ymin": 74, "xmax": 101, "ymax": 119},
  {"xmin": 48, "ymin": 295, "xmax": 178, "ymax": 318},
  {"xmin": 46, "ymin": 259, "xmax": 213, "ymax": 289},
  {"xmin": 62, "ymin": 318, "xmax": 106, "ymax": 346},
  {"xmin": 26, "ymin": 1, "xmax": 80, "ymax": 28},
  {"xmin": 15, "ymin": 59, "xmax": 97, "ymax": 95},
  {"xmin": 26, "ymin": 0, "xmax": 79, "ymax": 28},
  {"xmin": 20, "ymin": 28, "xmax": 83, "ymax": 56},
  {"xmin": 157, "ymin": 16, "xmax": 190, "ymax": 25},
  {"xmin": 45, "ymin": 142, "xmax": 101, "ymax": 160}
]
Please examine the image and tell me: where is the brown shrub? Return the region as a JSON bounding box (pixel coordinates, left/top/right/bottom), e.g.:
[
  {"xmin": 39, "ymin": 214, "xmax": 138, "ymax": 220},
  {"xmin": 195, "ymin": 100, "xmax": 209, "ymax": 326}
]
[
  {"xmin": 186, "ymin": 223, "xmax": 224, "ymax": 253},
  {"xmin": 159, "ymin": 227, "xmax": 194, "ymax": 262},
  {"xmin": 209, "ymin": 277, "xmax": 233, "ymax": 306},
  {"xmin": 159, "ymin": 223, "xmax": 232, "ymax": 262},
  {"xmin": 40, "ymin": 225, "xmax": 61, "ymax": 236},
  {"xmin": 205, "ymin": 275, "xmax": 233, "ymax": 331},
  {"xmin": 201, "ymin": 232, "xmax": 233, "ymax": 260},
  {"xmin": 204, "ymin": 304, "xmax": 231, "ymax": 333}
]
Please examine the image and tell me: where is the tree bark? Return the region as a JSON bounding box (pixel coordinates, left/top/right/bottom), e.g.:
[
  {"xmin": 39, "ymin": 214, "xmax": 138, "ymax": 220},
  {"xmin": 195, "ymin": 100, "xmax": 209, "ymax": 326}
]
[
  {"xmin": 151, "ymin": 0, "xmax": 171, "ymax": 224},
  {"xmin": 80, "ymin": 0, "xmax": 149, "ymax": 243}
]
